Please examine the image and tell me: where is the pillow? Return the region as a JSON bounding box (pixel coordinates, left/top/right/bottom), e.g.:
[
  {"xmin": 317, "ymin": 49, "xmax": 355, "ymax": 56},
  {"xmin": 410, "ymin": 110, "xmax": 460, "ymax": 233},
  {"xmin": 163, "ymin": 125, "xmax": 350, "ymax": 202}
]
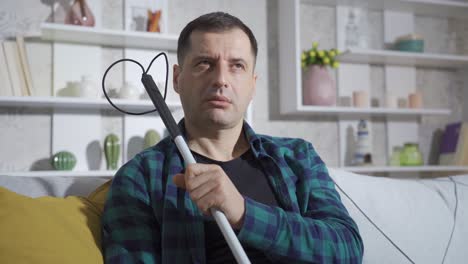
[{"xmin": 0, "ymin": 186, "xmax": 106, "ymax": 264}]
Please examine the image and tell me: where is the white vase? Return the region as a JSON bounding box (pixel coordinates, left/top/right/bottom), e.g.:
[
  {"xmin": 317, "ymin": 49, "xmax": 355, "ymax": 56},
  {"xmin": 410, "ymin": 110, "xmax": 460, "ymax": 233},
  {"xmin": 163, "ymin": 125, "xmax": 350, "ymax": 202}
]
[
  {"xmin": 68, "ymin": 81, "xmax": 81, "ymax": 97},
  {"xmin": 119, "ymin": 82, "xmax": 140, "ymax": 100},
  {"xmin": 79, "ymin": 75, "xmax": 98, "ymax": 98}
]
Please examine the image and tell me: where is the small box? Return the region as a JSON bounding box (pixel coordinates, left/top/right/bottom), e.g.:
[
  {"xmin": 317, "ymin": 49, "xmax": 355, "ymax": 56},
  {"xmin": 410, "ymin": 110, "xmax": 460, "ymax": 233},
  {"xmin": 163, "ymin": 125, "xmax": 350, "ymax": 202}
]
[{"xmin": 395, "ymin": 34, "xmax": 424, "ymax": 53}]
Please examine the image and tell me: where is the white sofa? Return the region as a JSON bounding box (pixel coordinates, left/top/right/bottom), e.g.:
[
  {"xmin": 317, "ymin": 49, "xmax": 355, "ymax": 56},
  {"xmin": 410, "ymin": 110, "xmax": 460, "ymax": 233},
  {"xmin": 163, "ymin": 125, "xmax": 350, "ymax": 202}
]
[{"xmin": 1, "ymin": 169, "xmax": 467, "ymax": 264}]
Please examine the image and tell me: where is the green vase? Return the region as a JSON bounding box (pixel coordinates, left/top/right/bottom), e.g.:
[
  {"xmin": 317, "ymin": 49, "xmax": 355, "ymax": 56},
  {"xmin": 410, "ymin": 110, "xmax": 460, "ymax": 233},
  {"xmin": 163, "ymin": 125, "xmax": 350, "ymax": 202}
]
[
  {"xmin": 144, "ymin": 129, "xmax": 161, "ymax": 149},
  {"xmin": 51, "ymin": 151, "xmax": 76, "ymax": 171},
  {"xmin": 104, "ymin": 134, "xmax": 120, "ymax": 170},
  {"xmin": 389, "ymin": 146, "xmax": 403, "ymax": 166}
]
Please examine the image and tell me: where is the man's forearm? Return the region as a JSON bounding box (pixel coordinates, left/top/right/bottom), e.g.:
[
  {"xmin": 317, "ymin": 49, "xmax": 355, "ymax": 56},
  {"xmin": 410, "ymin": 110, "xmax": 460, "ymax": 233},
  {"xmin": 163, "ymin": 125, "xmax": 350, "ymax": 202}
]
[{"xmin": 237, "ymin": 197, "xmax": 363, "ymax": 263}]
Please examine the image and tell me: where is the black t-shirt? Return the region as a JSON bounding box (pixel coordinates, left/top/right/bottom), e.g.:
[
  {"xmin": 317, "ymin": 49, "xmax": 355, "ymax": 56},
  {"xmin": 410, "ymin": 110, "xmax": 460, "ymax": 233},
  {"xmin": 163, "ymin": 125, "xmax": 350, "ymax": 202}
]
[{"xmin": 192, "ymin": 149, "xmax": 279, "ymax": 264}]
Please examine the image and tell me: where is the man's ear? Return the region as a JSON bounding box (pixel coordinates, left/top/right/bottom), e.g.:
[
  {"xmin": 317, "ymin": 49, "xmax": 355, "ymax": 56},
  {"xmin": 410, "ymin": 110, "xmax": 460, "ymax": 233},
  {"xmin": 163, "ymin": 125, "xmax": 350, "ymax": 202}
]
[
  {"xmin": 251, "ymin": 74, "xmax": 257, "ymax": 100},
  {"xmin": 173, "ymin": 64, "xmax": 181, "ymax": 94}
]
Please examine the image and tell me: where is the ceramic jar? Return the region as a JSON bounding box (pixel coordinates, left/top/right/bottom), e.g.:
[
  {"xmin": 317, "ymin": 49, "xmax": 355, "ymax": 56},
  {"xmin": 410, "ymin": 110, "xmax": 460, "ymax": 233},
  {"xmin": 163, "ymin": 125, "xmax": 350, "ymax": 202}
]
[
  {"xmin": 400, "ymin": 143, "xmax": 423, "ymax": 166},
  {"xmin": 119, "ymin": 82, "xmax": 141, "ymax": 100},
  {"xmin": 79, "ymin": 75, "xmax": 98, "ymax": 98}
]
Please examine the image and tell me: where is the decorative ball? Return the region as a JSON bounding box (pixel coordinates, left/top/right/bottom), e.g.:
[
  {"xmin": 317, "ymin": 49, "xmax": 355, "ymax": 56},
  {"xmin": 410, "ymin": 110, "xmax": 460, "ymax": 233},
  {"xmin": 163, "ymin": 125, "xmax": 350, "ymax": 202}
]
[{"xmin": 51, "ymin": 151, "xmax": 77, "ymax": 171}]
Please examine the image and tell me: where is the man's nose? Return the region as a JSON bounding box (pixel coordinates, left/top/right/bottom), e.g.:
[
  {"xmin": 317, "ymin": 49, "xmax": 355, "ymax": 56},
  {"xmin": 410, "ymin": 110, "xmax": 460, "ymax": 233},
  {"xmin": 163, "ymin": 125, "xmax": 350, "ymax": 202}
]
[{"xmin": 212, "ymin": 63, "xmax": 228, "ymax": 88}]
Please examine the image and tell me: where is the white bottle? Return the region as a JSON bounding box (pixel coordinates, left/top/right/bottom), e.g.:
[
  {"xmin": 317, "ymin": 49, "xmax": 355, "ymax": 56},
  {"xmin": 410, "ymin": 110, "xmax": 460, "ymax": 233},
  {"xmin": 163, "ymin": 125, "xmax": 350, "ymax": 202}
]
[{"xmin": 354, "ymin": 119, "xmax": 372, "ymax": 165}]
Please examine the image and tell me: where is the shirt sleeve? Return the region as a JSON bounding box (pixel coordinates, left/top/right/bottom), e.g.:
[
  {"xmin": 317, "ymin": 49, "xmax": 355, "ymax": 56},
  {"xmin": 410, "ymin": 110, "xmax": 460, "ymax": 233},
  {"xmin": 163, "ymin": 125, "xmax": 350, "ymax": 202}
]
[
  {"xmin": 237, "ymin": 142, "xmax": 364, "ymax": 263},
  {"xmin": 101, "ymin": 156, "xmax": 161, "ymax": 263}
]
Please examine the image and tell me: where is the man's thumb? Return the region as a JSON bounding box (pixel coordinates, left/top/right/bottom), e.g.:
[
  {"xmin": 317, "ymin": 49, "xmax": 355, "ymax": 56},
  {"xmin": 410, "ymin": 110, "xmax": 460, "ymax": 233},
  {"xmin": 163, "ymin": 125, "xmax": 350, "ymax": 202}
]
[{"xmin": 172, "ymin": 173, "xmax": 186, "ymax": 189}]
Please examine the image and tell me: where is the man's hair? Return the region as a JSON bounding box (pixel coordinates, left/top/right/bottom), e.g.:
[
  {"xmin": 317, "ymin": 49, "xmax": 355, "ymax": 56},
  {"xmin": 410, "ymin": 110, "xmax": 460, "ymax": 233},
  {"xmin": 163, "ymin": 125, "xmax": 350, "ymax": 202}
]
[{"xmin": 177, "ymin": 12, "xmax": 258, "ymax": 66}]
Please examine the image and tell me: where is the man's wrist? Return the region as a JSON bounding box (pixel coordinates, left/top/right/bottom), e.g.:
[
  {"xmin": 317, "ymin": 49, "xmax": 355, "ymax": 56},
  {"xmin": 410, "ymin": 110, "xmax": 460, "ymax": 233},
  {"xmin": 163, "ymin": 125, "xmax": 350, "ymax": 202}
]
[{"xmin": 231, "ymin": 196, "xmax": 246, "ymax": 230}]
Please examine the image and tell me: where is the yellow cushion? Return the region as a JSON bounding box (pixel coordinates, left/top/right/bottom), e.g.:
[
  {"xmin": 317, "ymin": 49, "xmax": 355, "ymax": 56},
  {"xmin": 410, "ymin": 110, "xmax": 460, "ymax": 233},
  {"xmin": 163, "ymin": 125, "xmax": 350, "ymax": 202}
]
[
  {"xmin": 87, "ymin": 179, "xmax": 112, "ymax": 212},
  {"xmin": 0, "ymin": 183, "xmax": 111, "ymax": 264}
]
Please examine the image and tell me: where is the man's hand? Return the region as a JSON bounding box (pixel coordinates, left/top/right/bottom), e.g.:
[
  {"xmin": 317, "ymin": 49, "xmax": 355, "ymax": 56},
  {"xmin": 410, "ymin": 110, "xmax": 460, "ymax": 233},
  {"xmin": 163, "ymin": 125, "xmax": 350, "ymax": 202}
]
[{"xmin": 173, "ymin": 163, "xmax": 245, "ymax": 229}]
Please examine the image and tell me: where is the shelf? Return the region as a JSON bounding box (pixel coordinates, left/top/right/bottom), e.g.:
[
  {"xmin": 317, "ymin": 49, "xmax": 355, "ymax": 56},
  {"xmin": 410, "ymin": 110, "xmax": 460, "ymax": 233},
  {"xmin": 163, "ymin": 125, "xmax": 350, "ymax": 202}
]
[
  {"xmin": 339, "ymin": 165, "xmax": 468, "ymax": 173},
  {"xmin": 40, "ymin": 23, "xmax": 178, "ymax": 51},
  {"xmin": 338, "ymin": 48, "xmax": 468, "ymax": 69},
  {"xmin": 0, "ymin": 96, "xmax": 182, "ymax": 112},
  {"xmin": 294, "ymin": 105, "xmax": 450, "ymax": 117},
  {"xmin": 279, "ymin": 0, "xmax": 468, "ymax": 115},
  {"xmin": 0, "ymin": 170, "xmax": 116, "ymax": 177},
  {"xmin": 303, "ymin": 0, "xmax": 468, "ymax": 18}
]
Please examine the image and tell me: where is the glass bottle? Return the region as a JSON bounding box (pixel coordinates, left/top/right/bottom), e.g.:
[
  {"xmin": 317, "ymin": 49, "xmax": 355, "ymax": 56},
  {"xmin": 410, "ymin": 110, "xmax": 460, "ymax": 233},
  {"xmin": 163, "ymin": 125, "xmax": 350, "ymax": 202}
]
[
  {"xmin": 389, "ymin": 146, "xmax": 402, "ymax": 166},
  {"xmin": 345, "ymin": 9, "xmax": 359, "ymax": 48},
  {"xmin": 354, "ymin": 119, "xmax": 372, "ymax": 166}
]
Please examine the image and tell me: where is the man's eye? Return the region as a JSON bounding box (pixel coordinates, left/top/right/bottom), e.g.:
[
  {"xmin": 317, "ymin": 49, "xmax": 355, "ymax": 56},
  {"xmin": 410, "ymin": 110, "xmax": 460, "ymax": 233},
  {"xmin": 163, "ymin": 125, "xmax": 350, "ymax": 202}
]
[
  {"xmin": 198, "ymin": 60, "xmax": 210, "ymax": 66},
  {"xmin": 233, "ymin": 63, "xmax": 245, "ymax": 69}
]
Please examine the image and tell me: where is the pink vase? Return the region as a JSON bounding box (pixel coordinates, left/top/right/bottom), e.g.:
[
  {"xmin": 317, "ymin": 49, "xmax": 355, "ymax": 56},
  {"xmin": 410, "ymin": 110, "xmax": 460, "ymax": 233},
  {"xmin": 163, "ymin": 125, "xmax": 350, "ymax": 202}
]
[
  {"xmin": 302, "ymin": 65, "xmax": 336, "ymax": 106},
  {"xmin": 64, "ymin": 0, "xmax": 95, "ymax": 27}
]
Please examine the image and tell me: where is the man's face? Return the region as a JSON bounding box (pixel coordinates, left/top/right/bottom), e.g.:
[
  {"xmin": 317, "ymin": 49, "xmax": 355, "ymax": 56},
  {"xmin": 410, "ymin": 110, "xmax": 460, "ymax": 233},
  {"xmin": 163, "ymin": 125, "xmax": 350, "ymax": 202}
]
[{"xmin": 173, "ymin": 28, "xmax": 257, "ymax": 129}]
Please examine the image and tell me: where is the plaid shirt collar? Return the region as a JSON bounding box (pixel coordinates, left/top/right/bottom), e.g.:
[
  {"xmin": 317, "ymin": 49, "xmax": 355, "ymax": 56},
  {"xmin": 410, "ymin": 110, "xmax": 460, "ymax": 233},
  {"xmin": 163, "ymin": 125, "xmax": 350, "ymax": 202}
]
[{"xmin": 177, "ymin": 118, "xmax": 264, "ymax": 157}]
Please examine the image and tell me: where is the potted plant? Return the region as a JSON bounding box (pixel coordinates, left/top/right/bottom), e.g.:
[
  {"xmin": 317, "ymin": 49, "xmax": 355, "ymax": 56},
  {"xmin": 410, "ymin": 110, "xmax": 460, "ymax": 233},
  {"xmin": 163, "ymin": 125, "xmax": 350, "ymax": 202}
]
[{"xmin": 301, "ymin": 42, "xmax": 340, "ymax": 106}]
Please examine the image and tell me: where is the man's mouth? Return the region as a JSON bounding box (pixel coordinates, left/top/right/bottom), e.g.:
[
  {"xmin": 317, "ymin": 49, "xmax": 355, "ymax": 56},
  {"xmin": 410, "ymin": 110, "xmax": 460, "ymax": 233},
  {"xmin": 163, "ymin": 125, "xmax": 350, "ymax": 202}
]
[{"xmin": 205, "ymin": 95, "xmax": 231, "ymax": 107}]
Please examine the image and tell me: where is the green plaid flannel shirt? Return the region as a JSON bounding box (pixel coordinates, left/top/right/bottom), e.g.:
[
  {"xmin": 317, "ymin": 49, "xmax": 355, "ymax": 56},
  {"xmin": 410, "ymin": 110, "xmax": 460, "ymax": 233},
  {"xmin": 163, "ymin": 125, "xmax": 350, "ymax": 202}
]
[{"xmin": 102, "ymin": 121, "xmax": 363, "ymax": 263}]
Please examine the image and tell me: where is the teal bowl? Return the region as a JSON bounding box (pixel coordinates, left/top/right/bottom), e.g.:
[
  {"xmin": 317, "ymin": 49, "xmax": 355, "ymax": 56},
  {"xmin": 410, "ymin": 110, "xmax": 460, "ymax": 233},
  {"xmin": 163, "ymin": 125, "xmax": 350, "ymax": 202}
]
[{"xmin": 395, "ymin": 39, "xmax": 424, "ymax": 52}]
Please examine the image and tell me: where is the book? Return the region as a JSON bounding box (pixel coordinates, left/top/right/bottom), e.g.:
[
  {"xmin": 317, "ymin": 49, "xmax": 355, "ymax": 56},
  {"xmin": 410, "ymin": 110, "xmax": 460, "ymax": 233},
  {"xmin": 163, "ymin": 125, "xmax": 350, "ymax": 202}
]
[
  {"xmin": 2, "ymin": 40, "xmax": 28, "ymax": 96},
  {"xmin": 439, "ymin": 122, "xmax": 468, "ymax": 166},
  {"xmin": 16, "ymin": 35, "xmax": 33, "ymax": 96},
  {"xmin": 456, "ymin": 124, "xmax": 468, "ymax": 165},
  {"xmin": 25, "ymin": 42, "xmax": 52, "ymax": 96},
  {"xmin": 0, "ymin": 41, "xmax": 13, "ymax": 96}
]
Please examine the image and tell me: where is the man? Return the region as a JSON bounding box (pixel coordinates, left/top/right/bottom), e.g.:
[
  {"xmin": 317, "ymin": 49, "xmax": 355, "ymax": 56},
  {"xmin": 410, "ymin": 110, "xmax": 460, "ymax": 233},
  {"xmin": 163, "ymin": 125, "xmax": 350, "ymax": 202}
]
[{"xmin": 102, "ymin": 12, "xmax": 363, "ymax": 263}]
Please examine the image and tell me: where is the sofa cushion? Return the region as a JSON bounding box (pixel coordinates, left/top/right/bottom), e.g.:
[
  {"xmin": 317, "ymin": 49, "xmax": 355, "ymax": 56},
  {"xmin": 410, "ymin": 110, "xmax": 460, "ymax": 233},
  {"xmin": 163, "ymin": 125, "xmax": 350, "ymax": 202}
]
[
  {"xmin": 0, "ymin": 186, "xmax": 104, "ymax": 264},
  {"xmin": 88, "ymin": 179, "xmax": 112, "ymax": 212},
  {"xmin": 329, "ymin": 169, "xmax": 468, "ymax": 264},
  {"xmin": 0, "ymin": 175, "xmax": 110, "ymax": 198}
]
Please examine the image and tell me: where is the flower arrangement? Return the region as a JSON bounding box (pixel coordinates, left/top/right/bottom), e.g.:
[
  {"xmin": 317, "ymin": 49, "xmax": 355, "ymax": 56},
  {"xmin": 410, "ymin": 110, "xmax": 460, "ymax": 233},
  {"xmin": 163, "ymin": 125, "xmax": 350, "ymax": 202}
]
[{"xmin": 301, "ymin": 42, "xmax": 340, "ymax": 69}]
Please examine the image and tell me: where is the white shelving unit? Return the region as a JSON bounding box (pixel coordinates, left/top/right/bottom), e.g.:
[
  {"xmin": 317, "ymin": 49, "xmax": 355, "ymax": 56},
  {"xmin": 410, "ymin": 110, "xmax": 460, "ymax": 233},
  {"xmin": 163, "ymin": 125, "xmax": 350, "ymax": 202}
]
[
  {"xmin": 42, "ymin": 22, "xmax": 182, "ymax": 173},
  {"xmin": 278, "ymin": 5, "xmax": 468, "ymax": 116},
  {"xmin": 0, "ymin": 96, "xmax": 181, "ymax": 112},
  {"xmin": 1, "ymin": 20, "xmax": 186, "ymax": 175},
  {"xmin": 41, "ymin": 23, "xmax": 178, "ymax": 51},
  {"xmin": 338, "ymin": 48, "xmax": 468, "ymax": 69},
  {"xmin": 5, "ymin": 22, "xmax": 255, "ymax": 176},
  {"xmin": 339, "ymin": 166, "xmax": 468, "ymax": 173},
  {"xmin": 0, "ymin": 170, "xmax": 116, "ymax": 178},
  {"xmin": 278, "ymin": 0, "xmax": 468, "ymax": 174}
]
